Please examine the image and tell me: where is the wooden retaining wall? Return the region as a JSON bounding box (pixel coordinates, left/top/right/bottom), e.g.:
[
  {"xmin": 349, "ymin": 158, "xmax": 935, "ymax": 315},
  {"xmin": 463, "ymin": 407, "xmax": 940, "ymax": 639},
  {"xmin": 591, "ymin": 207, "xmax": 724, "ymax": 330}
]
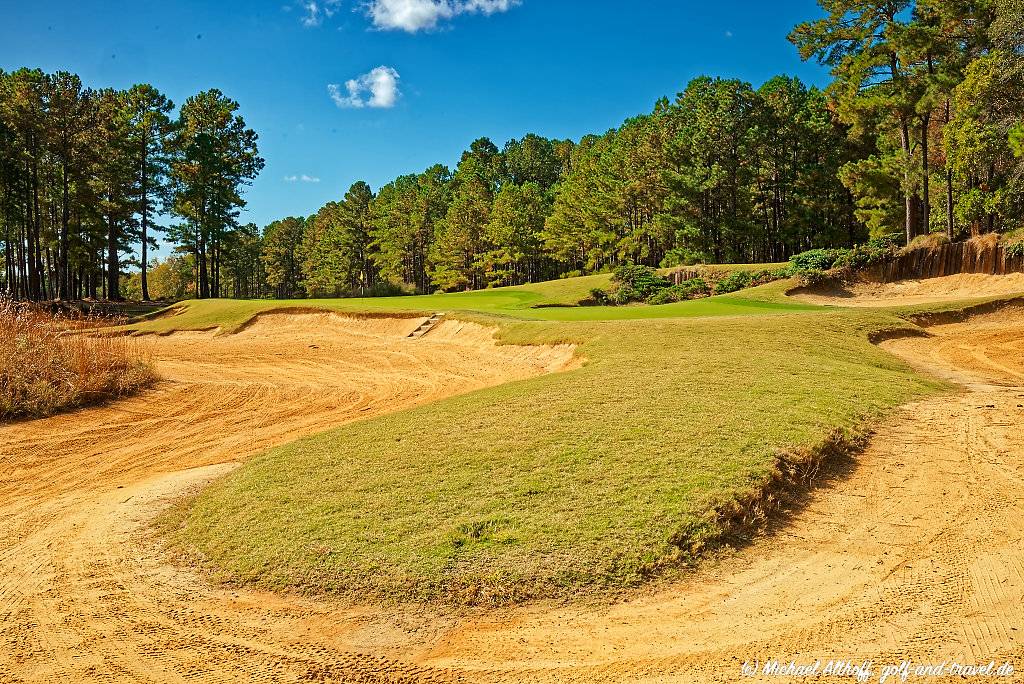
[
  {"xmin": 665, "ymin": 268, "xmax": 705, "ymax": 285},
  {"xmin": 668, "ymin": 238, "xmax": 1023, "ymax": 286},
  {"xmin": 868, "ymin": 240, "xmax": 1024, "ymax": 283}
]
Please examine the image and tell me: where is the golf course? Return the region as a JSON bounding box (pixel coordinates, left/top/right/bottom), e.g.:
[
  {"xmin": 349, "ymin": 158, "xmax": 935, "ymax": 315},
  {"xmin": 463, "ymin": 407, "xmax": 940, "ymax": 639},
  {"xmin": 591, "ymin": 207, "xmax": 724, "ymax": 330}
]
[
  {"xmin": 2, "ymin": 267, "xmax": 1024, "ymax": 681},
  {"xmin": 5, "ymin": 0, "xmax": 1024, "ymax": 680}
]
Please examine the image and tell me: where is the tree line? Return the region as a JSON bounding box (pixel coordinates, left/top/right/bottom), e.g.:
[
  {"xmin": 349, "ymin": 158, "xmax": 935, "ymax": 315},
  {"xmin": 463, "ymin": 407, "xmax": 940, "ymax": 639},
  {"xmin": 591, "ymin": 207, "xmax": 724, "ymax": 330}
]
[
  {"xmin": 5, "ymin": 0, "xmax": 1022, "ymax": 301},
  {"xmin": 0, "ymin": 68, "xmax": 263, "ymax": 301},
  {"xmin": 255, "ymin": 78, "xmax": 861, "ymax": 298},
  {"xmin": 792, "ymin": 0, "xmax": 1024, "ymax": 242},
  {"xmin": 255, "ymin": 0, "xmax": 1021, "ymax": 298}
]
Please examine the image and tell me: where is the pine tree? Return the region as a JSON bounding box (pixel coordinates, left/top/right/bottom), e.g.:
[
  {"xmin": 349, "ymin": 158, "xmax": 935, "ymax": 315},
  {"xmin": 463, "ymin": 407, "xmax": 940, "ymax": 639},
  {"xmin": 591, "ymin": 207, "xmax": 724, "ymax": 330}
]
[
  {"xmin": 123, "ymin": 84, "xmax": 174, "ymax": 301},
  {"xmin": 167, "ymin": 89, "xmax": 263, "ymax": 299}
]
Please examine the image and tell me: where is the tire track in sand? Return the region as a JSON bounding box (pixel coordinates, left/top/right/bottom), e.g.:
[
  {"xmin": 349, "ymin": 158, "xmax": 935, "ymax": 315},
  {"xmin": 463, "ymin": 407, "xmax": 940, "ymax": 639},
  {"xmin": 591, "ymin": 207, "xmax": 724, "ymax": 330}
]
[{"xmin": 0, "ymin": 313, "xmax": 575, "ymax": 683}]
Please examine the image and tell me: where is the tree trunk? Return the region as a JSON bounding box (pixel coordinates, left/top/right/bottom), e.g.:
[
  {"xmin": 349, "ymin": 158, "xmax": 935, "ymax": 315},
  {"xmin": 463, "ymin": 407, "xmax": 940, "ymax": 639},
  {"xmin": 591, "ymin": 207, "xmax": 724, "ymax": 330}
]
[
  {"xmin": 921, "ymin": 54, "xmax": 934, "ymax": 237},
  {"xmin": 140, "ymin": 136, "xmax": 150, "ymax": 301},
  {"xmin": 891, "ymin": 55, "xmax": 916, "ymax": 245},
  {"xmin": 900, "ymin": 118, "xmax": 915, "ymax": 245},
  {"xmin": 107, "ymin": 215, "xmax": 121, "ymax": 301},
  {"xmin": 59, "ymin": 162, "xmax": 70, "ymax": 300},
  {"xmin": 945, "ymin": 100, "xmax": 955, "ymax": 239},
  {"xmin": 921, "ymin": 112, "xmax": 931, "ymax": 235},
  {"xmin": 198, "ymin": 230, "xmax": 209, "ymax": 299}
]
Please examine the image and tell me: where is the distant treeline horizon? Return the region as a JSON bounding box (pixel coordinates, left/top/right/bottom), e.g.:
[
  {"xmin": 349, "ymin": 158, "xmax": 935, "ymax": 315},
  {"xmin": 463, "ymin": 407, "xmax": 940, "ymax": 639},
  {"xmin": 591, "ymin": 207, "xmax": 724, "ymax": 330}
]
[{"xmin": 4, "ymin": 0, "xmax": 1023, "ymax": 301}]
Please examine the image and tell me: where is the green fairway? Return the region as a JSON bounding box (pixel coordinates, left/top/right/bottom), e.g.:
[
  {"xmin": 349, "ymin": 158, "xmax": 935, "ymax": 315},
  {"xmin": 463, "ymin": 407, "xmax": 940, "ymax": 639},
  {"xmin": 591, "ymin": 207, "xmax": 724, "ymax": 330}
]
[
  {"xmin": 155, "ymin": 278, "xmax": 947, "ymax": 604},
  {"xmin": 129, "ymin": 274, "xmax": 815, "ymax": 335}
]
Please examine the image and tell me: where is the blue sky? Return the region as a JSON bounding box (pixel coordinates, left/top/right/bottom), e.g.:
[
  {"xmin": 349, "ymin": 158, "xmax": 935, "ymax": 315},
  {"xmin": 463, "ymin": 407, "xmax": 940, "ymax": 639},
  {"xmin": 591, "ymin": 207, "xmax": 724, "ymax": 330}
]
[{"xmin": 4, "ymin": 0, "xmax": 830, "ymax": 249}]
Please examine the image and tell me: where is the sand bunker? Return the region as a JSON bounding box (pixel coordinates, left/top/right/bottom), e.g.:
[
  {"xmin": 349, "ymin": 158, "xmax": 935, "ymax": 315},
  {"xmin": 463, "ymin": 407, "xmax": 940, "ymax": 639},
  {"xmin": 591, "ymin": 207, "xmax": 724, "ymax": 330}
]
[
  {"xmin": 0, "ymin": 312, "xmax": 578, "ymax": 682},
  {"xmin": 4, "ymin": 307, "xmax": 1024, "ymax": 682},
  {"xmin": 1, "ymin": 313, "xmax": 577, "ymax": 500},
  {"xmin": 791, "ymin": 272, "xmax": 1024, "ymax": 307},
  {"xmin": 880, "ymin": 306, "xmax": 1024, "ymax": 387}
]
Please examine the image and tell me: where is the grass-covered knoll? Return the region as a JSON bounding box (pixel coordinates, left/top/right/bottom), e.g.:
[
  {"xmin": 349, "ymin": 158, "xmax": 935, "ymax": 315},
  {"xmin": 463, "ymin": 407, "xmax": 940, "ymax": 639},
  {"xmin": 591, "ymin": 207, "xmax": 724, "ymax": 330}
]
[
  {"xmin": 162, "ymin": 306, "xmax": 942, "ymax": 604},
  {"xmin": 127, "ymin": 273, "xmax": 816, "ymax": 334}
]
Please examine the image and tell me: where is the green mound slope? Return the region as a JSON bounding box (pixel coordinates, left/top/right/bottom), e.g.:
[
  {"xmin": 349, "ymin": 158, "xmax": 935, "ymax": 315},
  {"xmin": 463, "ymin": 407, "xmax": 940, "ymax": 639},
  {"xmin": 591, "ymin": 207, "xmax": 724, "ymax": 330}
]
[
  {"xmin": 129, "ymin": 275, "xmax": 814, "ymax": 335},
  {"xmin": 158, "ymin": 291, "xmax": 943, "ymax": 604}
]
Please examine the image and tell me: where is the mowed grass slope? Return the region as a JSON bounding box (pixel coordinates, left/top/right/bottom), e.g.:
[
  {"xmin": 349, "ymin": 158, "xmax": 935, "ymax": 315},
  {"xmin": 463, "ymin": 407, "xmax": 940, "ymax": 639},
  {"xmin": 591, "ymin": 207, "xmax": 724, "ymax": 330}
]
[
  {"xmin": 158, "ymin": 288, "xmax": 944, "ymax": 603},
  {"xmin": 129, "ymin": 273, "xmax": 814, "ymax": 335}
]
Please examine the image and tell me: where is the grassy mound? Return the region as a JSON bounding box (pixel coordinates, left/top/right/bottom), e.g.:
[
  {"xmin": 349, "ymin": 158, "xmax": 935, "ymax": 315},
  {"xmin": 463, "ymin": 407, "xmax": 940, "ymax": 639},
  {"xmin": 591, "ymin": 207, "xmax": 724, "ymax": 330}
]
[
  {"xmin": 158, "ymin": 289, "xmax": 942, "ymax": 604},
  {"xmin": 127, "ymin": 278, "xmax": 815, "ymax": 336}
]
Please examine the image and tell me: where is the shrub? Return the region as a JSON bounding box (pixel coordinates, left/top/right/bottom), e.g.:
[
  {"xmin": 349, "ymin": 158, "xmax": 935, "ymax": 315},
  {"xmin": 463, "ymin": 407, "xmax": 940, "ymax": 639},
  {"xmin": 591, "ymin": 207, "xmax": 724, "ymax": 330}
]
[
  {"xmin": 613, "ymin": 264, "xmax": 670, "ymax": 296},
  {"xmin": 749, "ymin": 268, "xmax": 792, "ymax": 285},
  {"xmin": 646, "ymin": 278, "xmax": 711, "ymax": 305},
  {"xmin": 795, "ymin": 269, "xmax": 837, "ymax": 288},
  {"xmin": 834, "ymin": 244, "xmax": 890, "ymax": 270},
  {"xmin": 360, "ymin": 280, "xmax": 410, "ymax": 298},
  {"xmin": 713, "ymin": 271, "xmax": 753, "ymax": 295},
  {"xmin": 609, "ymin": 264, "xmax": 671, "ymax": 304},
  {"xmin": 1003, "ymin": 230, "xmax": 1024, "ymax": 259},
  {"xmin": 604, "ymin": 262, "xmax": 784, "ymax": 306},
  {"xmin": 788, "ymin": 248, "xmax": 848, "ymax": 273},
  {"xmin": 588, "ymin": 287, "xmax": 611, "ymax": 305},
  {"xmin": 867, "ymin": 234, "xmax": 902, "ymax": 251},
  {"xmin": 903, "ymin": 233, "xmax": 951, "ymax": 253},
  {"xmin": 0, "ymin": 298, "xmax": 155, "ymax": 421},
  {"xmin": 789, "ymin": 240, "xmax": 898, "ymax": 276}
]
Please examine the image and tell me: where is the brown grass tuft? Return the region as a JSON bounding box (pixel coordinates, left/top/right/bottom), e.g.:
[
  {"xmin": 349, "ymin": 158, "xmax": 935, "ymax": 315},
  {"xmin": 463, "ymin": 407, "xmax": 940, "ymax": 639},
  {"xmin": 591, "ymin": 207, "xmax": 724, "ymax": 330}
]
[
  {"xmin": 0, "ymin": 297, "xmax": 156, "ymax": 421},
  {"xmin": 902, "ymin": 232, "xmax": 952, "ymax": 254}
]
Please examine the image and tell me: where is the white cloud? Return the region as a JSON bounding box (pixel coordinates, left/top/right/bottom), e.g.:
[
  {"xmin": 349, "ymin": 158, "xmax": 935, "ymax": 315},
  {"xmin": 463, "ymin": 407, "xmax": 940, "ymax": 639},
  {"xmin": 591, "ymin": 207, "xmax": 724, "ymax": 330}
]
[
  {"xmin": 328, "ymin": 66, "xmax": 401, "ymax": 108},
  {"xmin": 365, "ymin": 0, "xmax": 519, "ymax": 33},
  {"xmin": 284, "ymin": 174, "xmax": 322, "ymax": 183},
  {"xmin": 299, "ymin": 0, "xmax": 341, "ymax": 27}
]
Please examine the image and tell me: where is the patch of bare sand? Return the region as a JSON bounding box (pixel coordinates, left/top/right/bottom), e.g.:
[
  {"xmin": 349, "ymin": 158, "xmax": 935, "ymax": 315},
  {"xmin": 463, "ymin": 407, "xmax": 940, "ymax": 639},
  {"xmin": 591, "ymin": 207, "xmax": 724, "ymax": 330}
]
[
  {"xmin": 791, "ymin": 272, "xmax": 1024, "ymax": 307},
  {"xmin": 0, "ymin": 313, "xmax": 576, "ymax": 683},
  {"xmin": 4, "ymin": 308, "xmax": 1024, "ymax": 683}
]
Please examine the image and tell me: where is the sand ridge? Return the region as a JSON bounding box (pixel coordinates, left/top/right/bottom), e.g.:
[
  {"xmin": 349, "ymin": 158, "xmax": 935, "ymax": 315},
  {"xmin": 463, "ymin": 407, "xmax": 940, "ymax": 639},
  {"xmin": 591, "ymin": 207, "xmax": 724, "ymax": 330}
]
[{"xmin": 790, "ymin": 272, "xmax": 1024, "ymax": 307}]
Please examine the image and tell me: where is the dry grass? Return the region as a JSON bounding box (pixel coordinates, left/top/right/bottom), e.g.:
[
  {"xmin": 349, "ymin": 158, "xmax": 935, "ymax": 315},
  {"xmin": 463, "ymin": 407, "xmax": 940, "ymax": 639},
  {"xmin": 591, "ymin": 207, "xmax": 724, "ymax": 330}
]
[
  {"xmin": 0, "ymin": 298, "xmax": 156, "ymax": 421},
  {"xmin": 903, "ymin": 233, "xmax": 952, "ymax": 253}
]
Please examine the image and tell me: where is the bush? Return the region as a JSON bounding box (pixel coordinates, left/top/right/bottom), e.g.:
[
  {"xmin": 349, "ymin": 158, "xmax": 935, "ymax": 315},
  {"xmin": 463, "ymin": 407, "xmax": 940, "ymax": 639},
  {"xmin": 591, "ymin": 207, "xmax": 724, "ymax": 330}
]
[
  {"xmin": 713, "ymin": 271, "xmax": 753, "ymax": 295},
  {"xmin": 750, "ymin": 268, "xmax": 793, "ymax": 285},
  {"xmin": 834, "ymin": 246, "xmax": 885, "ymax": 270},
  {"xmin": 646, "ymin": 278, "xmax": 711, "ymax": 305},
  {"xmin": 867, "ymin": 234, "xmax": 902, "ymax": 251},
  {"xmin": 903, "ymin": 233, "xmax": 951, "ymax": 253},
  {"xmin": 360, "ymin": 281, "xmax": 411, "ymax": 298},
  {"xmin": 609, "ymin": 264, "xmax": 670, "ymax": 304},
  {"xmin": 0, "ymin": 298, "xmax": 155, "ymax": 421},
  {"xmin": 789, "ymin": 240, "xmax": 899, "ymax": 276},
  {"xmin": 588, "ymin": 287, "xmax": 611, "ymax": 305},
  {"xmin": 795, "ymin": 269, "xmax": 836, "ymax": 288},
  {"xmin": 613, "ymin": 264, "xmax": 670, "ymax": 297},
  {"xmin": 788, "ymin": 248, "xmax": 847, "ymax": 273},
  {"xmin": 1003, "ymin": 230, "xmax": 1024, "ymax": 259},
  {"xmin": 603, "ymin": 262, "xmax": 784, "ymax": 306}
]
